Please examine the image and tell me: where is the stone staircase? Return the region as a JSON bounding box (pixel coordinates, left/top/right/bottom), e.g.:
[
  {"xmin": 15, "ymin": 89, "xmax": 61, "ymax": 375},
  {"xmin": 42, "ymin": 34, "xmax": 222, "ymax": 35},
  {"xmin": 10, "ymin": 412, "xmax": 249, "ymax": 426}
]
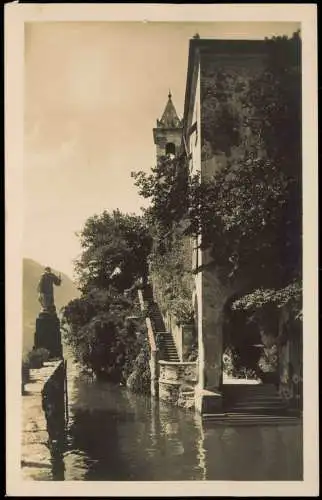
[
  {"xmin": 223, "ymin": 383, "xmax": 289, "ymax": 415},
  {"xmin": 202, "ymin": 413, "xmax": 301, "ymax": 426},
  {"xmin": 143, "ymin": 286, "xmax": 180, "ymax": 362},
  {"xmin": 202, "ymin": 383, "xmax": 301, "ymax": 425}
]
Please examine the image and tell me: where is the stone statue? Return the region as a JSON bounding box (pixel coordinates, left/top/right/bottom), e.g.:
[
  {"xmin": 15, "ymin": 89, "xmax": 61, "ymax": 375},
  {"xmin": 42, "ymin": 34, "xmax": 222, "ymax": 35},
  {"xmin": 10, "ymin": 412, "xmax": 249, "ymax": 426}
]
[{"xmin": 37, "ymin": 266, "xmax": 62, "ymax": 314}]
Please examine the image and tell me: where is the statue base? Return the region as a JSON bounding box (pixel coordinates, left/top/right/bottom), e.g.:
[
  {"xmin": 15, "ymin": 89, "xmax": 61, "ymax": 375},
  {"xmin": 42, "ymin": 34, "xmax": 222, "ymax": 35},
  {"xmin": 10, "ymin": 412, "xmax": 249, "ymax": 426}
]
[{"xmin": 34, "ymin": 311, "xmax": 63, "ymax": 359}]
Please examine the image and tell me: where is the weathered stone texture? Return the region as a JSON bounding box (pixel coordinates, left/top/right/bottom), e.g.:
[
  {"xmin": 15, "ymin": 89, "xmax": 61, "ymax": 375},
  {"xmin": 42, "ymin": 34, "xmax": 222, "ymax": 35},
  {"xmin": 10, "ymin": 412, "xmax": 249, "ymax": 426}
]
[
  {"xmin": 21, "ymin": 360, "xmax": 65, "ymax": 481},
  {"xmin": 159, "ymin": 361, "xmax": 197, "ymax": 408}
]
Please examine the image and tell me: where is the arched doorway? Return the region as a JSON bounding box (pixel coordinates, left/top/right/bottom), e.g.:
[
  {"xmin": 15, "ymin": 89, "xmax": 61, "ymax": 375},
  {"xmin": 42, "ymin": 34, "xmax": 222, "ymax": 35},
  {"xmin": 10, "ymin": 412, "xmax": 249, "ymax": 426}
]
[
  {"xmin": 222, "ymin": 295, "xmax": 263, "ymax": 382},
  {"xmin": 165, "ymin": 142, "xmax": 176, "ymax": 156},
  {"xmin": 222, "ymin": 295, "xmax": 281, "ymax": 384}
]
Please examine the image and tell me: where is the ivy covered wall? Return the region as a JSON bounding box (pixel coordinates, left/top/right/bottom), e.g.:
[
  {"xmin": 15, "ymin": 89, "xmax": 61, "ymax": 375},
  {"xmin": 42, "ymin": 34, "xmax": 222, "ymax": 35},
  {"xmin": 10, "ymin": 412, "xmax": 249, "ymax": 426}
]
[{"xmin": 200, "ymin": 54, "xmax": 267, "ymax": 163}]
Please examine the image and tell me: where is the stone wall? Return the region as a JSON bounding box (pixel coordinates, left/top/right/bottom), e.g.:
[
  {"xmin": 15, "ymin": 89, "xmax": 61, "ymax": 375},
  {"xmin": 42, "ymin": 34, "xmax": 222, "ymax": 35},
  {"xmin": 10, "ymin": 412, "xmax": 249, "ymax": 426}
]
[
  {"xmin": 42, "ymin": 360, "xmax": 66, "ymax": 443},
  {"xmin": 158, "ymin": 361, "xmax": 197, "ymax": 409},
  {"xmin": 185, "ymin": 48, "xmax": 268, "ymax": 411},
  {"xmin": 21, "ymin": 360, "xmax": 66, "ymax": 480},
  {"xmin": 278, "ymin": 310, "xmax": 303, "ymax": 410},
  {"xmin": 200, "ymin": 52, "xmax": 267, "ymax": 164}
]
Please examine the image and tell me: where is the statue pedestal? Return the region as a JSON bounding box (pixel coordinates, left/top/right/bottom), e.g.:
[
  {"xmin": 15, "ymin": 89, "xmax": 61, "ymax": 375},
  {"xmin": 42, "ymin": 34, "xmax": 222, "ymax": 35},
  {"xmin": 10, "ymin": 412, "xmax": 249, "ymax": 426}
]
[{"xmin": 34, "ymin": 312, "xmax": 62, "ymax": 359}]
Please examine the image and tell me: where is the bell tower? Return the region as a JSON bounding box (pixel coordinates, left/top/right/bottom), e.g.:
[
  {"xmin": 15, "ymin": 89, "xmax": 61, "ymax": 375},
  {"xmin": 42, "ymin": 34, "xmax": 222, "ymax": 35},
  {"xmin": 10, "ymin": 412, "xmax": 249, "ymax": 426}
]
[{"xmin": 153, "ymin": 90, "xmax": 183, "ymax": 162}]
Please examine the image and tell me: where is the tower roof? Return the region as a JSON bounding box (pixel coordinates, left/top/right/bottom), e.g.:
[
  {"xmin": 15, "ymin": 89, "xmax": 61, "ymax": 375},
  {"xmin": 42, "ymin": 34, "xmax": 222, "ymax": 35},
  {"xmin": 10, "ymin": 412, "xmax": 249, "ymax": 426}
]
[{"xmin": 157, "ymin": 90, "xmax": 182, "ymax": 128}]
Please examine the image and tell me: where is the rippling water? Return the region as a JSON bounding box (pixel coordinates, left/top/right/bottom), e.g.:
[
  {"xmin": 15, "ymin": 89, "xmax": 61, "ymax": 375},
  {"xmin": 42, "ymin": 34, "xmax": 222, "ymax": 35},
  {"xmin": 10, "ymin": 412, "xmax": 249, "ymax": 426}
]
[{"xmin": 58, "ymin": 360, "xmax": 303, "ymax": 481}]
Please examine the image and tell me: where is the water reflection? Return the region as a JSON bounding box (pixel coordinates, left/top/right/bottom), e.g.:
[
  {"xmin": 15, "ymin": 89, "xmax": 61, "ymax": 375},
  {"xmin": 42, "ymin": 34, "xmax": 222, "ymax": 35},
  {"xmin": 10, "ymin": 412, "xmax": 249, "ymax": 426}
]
[
  {"xmin": 51, "ymin": 442, "xmax": 65, "ymax": 481},
  {"xmin": 62, "ymin": 363, "xmax": 302, "ymax": 481},
  {"xmin": 194, "ymin": 414, "xmax": 207, "ymax": 480}
]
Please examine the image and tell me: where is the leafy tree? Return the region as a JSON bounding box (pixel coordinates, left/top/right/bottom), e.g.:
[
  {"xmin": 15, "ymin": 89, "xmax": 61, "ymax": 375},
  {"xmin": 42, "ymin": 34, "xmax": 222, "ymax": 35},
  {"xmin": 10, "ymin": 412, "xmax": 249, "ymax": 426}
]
[
  {"xmin": 132, "ymin": 153, "xmax": 189, "ymax": 248},
  {"xmin": 62, "ymin": 210, "xmax": 152, "ymax": 386},
  {"xmin": 133, "ymin": 32, "xmax": 302, "ymax": 322},
  {"xmin": 75, "ymin": 209, "xmax": 152, "ymax": 294}
]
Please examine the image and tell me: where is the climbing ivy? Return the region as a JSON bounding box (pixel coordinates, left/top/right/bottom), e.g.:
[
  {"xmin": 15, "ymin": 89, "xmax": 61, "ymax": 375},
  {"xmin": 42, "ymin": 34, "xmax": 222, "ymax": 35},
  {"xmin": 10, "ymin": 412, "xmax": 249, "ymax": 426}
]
[
  {"xmin": 232, "ymin": 280, "xmax": 303, "ymax": 322},
  {"xmin": 148, "ymin": 225, "xmax": 194, "ymax": 325}
]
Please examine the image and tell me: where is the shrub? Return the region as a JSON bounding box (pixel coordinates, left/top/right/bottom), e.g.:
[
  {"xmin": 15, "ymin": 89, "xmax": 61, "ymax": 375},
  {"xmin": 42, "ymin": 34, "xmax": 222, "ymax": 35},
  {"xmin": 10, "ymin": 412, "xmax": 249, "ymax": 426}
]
[
  {"xmin": 126, "ymin": 339, "xmax": 151, "ymax": 394},
  {"xmin": 62, "ymin": 289, "xmax": 147, "ymax": 384},
  {"xmin": 27, "ymin": 347, "xmax": 50, "ymax": 369}
]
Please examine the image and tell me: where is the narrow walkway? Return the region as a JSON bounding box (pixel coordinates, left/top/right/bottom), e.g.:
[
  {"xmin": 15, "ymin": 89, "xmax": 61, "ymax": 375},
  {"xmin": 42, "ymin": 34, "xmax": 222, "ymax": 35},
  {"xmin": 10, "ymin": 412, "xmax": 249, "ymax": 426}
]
[{"xmin": 21, "ymin": 361, "xmax": 61, "ymax": 480}]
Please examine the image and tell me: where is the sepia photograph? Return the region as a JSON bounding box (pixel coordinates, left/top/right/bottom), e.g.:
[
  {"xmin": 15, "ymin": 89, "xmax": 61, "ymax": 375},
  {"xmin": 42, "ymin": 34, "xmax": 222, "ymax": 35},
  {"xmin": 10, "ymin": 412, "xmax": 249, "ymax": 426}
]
[{"xmin": 5, "ymin": 3, "xmax": 318, "ymax": 497}]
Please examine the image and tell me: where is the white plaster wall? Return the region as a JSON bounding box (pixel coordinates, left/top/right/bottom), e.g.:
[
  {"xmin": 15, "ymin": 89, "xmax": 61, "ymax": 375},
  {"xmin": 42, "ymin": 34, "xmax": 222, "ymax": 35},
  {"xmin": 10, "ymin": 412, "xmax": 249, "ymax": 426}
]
[{"xmin": 187, "ymin": 62, "xmax": 204, "ymax": 388}]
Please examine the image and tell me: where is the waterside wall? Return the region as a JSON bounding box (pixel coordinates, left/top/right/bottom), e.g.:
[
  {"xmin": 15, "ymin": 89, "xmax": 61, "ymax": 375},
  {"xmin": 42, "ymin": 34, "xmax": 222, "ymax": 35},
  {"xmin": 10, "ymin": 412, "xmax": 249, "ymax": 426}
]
[{"xmin": 21, "ymin": 359, "xmax": 67, "ymax": 480}]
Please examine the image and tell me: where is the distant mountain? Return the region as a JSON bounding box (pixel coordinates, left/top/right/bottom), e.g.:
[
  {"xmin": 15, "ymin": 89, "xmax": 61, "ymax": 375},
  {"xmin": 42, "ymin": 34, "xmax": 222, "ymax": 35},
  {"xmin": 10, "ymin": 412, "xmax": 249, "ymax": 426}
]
[{"xmin": 23, "ymin": 258, "xmax": 80, "ymax": 354}]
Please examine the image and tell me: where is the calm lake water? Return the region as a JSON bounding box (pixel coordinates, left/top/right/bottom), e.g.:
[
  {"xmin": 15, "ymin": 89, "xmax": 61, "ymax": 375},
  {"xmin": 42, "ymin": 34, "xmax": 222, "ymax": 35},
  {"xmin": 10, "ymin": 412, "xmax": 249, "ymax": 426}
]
[{"xmin": 60, "ymin": 360, "xmax": 303, "ymax": 481}]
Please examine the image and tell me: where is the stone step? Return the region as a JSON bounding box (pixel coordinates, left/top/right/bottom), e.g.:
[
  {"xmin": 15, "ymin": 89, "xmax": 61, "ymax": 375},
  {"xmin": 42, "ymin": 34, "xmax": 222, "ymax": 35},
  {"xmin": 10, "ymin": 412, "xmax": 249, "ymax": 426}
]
[
  {"xmin": 203, "ymin": 411, "xmax": 298, "ymax": 419},
  {"xmin": 226, "ymin": 407, "xmax": 289, "ymax": 415},
  {"xmin": 202, "ymin": 419, "xmax": 300, "ymax": 426},
  {"xmin": 229, "ymin": 394, "xmax": 284, "ymax": 400},
  {"xmin": 202, "ymin": 413, "xmax": 301, "ymax": 425},
  {"xmin": 223, "ymin": 389, "xmax": 278, "ymax": 396},
  {"xmin": 230, "ymin": 405, "xmax": 287, "ymax": 411},
  {"xmin": 232, "ymin": 399, "xmax": 286, "ymax": 406},
  {"xmin": 233, "ymin": 396, "xmax": 284, "ymax": 404},
  {"xmin": 226, "ymin": 400, "xmax": 286, "ymax": 407},
  {"xmin": 223, "ymin": 383, "xmax": 276, "ymax": 390}
]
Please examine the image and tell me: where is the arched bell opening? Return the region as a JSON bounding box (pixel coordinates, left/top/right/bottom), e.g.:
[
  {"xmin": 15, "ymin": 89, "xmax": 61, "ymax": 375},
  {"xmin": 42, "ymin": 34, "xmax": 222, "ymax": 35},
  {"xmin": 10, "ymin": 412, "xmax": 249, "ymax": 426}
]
[{"xmin": 165, "ymin": 142, "xmax": 176, "ymax": 156}]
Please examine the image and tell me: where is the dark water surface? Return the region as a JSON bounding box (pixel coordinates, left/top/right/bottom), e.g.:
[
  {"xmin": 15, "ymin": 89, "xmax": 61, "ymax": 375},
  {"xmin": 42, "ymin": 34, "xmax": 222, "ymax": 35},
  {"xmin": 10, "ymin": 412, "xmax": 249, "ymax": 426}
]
[{"xmin": 63, "ymin": 361, "xmax": 302, "ymax": 481}]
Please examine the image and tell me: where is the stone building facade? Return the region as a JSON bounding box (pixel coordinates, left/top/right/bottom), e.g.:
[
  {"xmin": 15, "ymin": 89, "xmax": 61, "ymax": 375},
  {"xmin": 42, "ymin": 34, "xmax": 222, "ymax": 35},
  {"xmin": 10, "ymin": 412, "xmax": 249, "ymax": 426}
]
[
  {"xmin": 182, "ymin": 39, "xmax": 270, "ymax": 412},
  {"xmin": 151, "ymin": 38, "xmax": 302, "ymax": 413}
]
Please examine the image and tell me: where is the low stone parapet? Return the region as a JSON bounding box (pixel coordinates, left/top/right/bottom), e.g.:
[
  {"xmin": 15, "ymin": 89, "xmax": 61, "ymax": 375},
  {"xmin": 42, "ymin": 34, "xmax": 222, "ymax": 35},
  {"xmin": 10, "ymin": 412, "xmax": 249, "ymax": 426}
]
[
  {"xmin": 21, "ymin": 360, "xmax": 66, "ymax": 480},
  {"xmin": 159, "ymin": 360, "xmax": 197, "ymax": 382},
  {"xmin": 158, "ymin": 361, "xmax": 197, "ymax": 409}
]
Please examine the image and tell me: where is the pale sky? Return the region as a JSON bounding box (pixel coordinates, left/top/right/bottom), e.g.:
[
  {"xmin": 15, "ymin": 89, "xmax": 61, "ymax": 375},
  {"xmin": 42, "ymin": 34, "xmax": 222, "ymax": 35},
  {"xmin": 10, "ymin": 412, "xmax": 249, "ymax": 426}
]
[{"xmin": 24, "ymin": 21, "xmax": 299, "ymax": 278}]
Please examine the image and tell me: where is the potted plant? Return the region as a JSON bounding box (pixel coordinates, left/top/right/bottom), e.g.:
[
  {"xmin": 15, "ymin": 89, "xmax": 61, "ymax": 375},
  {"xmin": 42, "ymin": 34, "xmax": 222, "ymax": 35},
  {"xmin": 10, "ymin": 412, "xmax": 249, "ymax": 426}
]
[{"xmin": 27, "ymin": 347, "xmax": 50, "ymax": 369}]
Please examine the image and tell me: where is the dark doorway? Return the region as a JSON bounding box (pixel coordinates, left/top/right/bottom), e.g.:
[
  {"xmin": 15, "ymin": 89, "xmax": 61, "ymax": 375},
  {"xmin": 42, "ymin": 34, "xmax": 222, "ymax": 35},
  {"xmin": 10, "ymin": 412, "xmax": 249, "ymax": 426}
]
[
  {"xmin": 165, "ymin": 142, "xmax": 176, "ymax": 155},
  {"xmin": 222, "ymin": 296, "xmax": 262, "ymax": 380}
]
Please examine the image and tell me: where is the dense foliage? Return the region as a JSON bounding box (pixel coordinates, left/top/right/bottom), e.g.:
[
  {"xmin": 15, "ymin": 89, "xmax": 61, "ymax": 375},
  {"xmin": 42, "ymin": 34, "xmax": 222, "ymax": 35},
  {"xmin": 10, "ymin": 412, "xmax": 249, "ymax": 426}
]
[
  {"xmin": 133, "ymin": 32, "xmax": 302, "ymax": 323},
  {"xmin": 232, "ymin": 280, "xmax": 303, "ymax": 322},
  {"xmin": 148, "ymin": 227, "xmax": 194, "ymax": 324},
  {"xmin": 75, "ymin": 210, "xmax": 152, "ymax": 294},
  {"xmin": 62, "ymin": 211, "xmax": 152, "ymax": 388},
  {"xmin": 132, "ymin": 154, "xmax": 189, "ymax": 247}
]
